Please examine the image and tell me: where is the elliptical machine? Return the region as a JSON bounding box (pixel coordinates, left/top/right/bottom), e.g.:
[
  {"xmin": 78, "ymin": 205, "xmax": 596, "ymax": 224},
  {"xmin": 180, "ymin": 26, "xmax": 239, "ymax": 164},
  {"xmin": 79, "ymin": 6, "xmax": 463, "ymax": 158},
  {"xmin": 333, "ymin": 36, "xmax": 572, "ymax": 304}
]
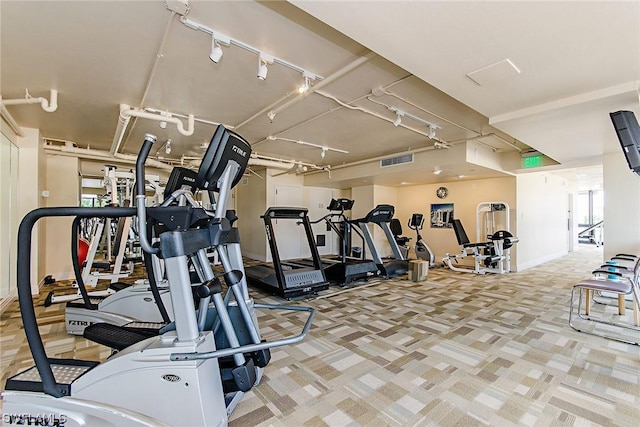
[
  {"xmin": 408, "ymin": 213, "xmax": 436, "ymax": 267},
  {"xmin": 3, "ymin": 128, "xmax": 315, "ymax": 426}
]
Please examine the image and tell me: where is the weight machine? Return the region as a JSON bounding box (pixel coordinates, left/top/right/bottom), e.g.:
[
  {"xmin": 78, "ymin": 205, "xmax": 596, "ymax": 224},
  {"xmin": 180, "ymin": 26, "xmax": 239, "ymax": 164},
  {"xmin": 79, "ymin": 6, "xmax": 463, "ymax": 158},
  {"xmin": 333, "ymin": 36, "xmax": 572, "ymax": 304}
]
[{"xmin": 442, "ymin": 202, "xmax": 519, "ymax": 274}]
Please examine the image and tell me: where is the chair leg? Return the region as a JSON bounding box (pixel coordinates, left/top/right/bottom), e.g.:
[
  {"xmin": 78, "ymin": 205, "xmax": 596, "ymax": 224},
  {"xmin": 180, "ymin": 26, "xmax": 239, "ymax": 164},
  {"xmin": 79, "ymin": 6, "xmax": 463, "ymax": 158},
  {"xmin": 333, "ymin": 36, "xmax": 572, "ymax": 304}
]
[
  {"xmin": 585, "ymin": 289, "xmax": 591, "ymax": 315},
  {"xmin": 618, "ymin": 294, "xmax": 625, "ymax": 316}
]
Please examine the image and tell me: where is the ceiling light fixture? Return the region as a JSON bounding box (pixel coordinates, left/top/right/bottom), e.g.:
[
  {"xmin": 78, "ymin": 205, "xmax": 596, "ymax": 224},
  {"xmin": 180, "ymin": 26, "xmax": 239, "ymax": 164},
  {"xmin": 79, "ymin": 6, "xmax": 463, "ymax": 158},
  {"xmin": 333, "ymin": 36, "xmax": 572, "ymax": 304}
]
[
  {"xmin": 298, "ymin": 73, "xmax": 311, "ymax": 94},
  {"xmin": 257, "ymin": 53, "xmax": 273, "ymax": 80},
  {"xmin": 393, "ymin": 112, "xmax": 403, "ymax": 127},
  {"xmin": 180, "ymin": 17, "xmax": 323, "ymax": 88},
  {"xmin": 428, "ymin": 125, "xmax": 437, "ymax": 140},
  {"xmin": 165, "ymin": 139, "xmax": 172, "ymax": 155},
  {"xmin": 209, "ymin": 32, "xmax": 230, "ymax": 63},
  {"xmin": 433, "ymin": 169, "xmax": 442, "ymax": 175},
  {"xmin": 387, "ymin": 106, "xmax": 440, "ymax": 137},
  {"xmin": 209, "ymin": 40, "xmax": 223, "ymax": 63}
]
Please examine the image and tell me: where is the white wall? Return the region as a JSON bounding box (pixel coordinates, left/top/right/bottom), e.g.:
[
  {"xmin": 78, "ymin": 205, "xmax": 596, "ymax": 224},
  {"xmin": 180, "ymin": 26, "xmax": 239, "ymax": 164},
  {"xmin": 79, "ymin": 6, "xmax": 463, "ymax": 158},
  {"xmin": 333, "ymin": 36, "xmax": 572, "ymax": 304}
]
[
  {"xmin": 515, "ymin": 172, "xmax": 568, "ymax": 270},
  {"xmin": 15, "ymin": 128, "xmax": 45, "ymax": 294},
  {"xmin": 0, "ymin": 131, "xmax": 18, "ymax": 304},
  {"xmin": 603, "ymin": 151, "xmax": 640, "ymax": 259},
  {"xmin": 236, "ymin": 173, "xmax": 267, "ymax": 261},
  {"xmin": 43, "ymin": 154, "xmax": 80, "ymax": 281}
]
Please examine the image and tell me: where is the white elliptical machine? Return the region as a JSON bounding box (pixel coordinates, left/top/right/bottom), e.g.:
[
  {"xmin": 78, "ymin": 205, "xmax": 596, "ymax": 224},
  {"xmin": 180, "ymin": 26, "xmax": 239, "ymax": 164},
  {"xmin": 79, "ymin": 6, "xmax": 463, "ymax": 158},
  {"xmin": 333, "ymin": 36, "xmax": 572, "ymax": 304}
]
[{"xmin": 3, "ymin": 128, "xmax": 314, "ymax": 426}]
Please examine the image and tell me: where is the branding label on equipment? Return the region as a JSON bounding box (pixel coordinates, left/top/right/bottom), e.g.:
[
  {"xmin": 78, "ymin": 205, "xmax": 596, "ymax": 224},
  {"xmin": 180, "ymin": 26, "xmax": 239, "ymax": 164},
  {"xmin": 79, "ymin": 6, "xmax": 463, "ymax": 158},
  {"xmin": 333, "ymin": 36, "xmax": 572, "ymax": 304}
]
[
  {"xmin": 232, "ymin": 145, "xmax": 247, "ymax": 157},
  {"xmin": 67, "ymin": 320, "xmax": 94, "ymax": 327},
  {"xmin": 162, "ymin": 374, "xmax": 181, "ymax": 382}
]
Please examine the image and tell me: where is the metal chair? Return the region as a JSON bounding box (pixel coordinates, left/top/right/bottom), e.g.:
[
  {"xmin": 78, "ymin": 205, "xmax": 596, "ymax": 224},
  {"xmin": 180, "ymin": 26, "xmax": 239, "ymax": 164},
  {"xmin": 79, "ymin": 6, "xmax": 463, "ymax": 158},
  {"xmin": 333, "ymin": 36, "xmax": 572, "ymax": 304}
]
[{"xmin": 569, "ymin": 255, "xmax": 640, "ymax": 345}]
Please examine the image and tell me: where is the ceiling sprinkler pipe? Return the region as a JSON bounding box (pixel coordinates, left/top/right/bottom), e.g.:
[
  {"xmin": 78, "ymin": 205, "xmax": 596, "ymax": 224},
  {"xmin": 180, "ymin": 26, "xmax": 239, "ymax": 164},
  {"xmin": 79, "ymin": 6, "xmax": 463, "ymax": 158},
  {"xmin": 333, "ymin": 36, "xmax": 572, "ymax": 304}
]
[
  {"xmin": 111, "ymin": 104, "xmax": 195, "ymax": 155},
  {"xmin": 0, "ymin": 103, "xmax": 26, "ymax": 137},
  {"xmin": 2, "ymin": 89, "xmax": 58, "ymax": 113},
  {"xmin": 45, "ymin": 143, "xmax": 173, "ymax": 171},
  {"xmin": 121, "ymin": 106, "xmax": 195, "ymax": 137}
]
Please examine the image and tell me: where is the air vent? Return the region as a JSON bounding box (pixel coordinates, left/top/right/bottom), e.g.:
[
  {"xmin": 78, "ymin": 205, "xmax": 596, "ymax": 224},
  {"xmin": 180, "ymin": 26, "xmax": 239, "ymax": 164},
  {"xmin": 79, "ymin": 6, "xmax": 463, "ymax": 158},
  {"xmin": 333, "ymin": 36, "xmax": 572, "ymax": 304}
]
[{"xmin": 380, "ymin": 153, "xmax": 413, "ymax": 168}]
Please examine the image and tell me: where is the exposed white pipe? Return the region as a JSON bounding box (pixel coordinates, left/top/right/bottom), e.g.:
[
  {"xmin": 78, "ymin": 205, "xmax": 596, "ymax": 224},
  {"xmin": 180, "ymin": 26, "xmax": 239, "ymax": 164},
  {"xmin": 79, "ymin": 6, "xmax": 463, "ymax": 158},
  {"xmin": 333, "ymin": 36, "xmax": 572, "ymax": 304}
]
[
  {"xmin": 249, "ymin": 158, "xmax": 295, "ymax": 170},
  {"xmin": 1, "ymin": 89, "xmax": 58, "ymax": 113},
  {"xmin": 267, "ymin": 52, "xmax": 376, "ymax": 120},
  {"xmin": 0, "ymin": 103, "xmax": 25, "ymax": 137},
  {"xmin": 110, "ymin": 104, "xmax": 195, "ymax": 154},
  {"xmin": 314, "ymin": 90, "xmax": 451, "ymax": 147},
  {"xmin": 110, "ymin": 104, "xmax": 132, "ymax": 154},
  {"xmin": 185, "ymin": 155, "xmax": 295, "ymax": 171},
  {"xmin": 306, "ymin": 144, "xmax": 440, "ymax": 175},
  {"xmin": 252, "ymin": 75, "xmax": 412, "ymax": 148},
  {"xmin": 44, "ymin": 143, "xmax": 173, "ymax": 171}
]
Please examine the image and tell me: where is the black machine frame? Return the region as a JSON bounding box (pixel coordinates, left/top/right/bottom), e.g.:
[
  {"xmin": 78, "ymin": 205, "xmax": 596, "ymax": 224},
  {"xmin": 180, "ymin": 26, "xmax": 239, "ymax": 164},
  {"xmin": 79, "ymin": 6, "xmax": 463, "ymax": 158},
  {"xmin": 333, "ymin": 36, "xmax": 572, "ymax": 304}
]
[{"xmin": 246, "ymin": 207, "xmax": 329, "ymax": 299}]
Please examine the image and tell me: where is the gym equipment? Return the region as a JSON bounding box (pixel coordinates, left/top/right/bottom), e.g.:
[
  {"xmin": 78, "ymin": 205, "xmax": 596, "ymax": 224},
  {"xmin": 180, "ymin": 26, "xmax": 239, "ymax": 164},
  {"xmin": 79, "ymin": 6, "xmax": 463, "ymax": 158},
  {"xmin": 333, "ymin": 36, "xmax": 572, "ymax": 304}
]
[
  {"xmin": 569, "ymin": 256, "xmax": 640, "ymax": 345},
  {"xmin": 3, "ymin": 128, "xmax": 315, "ymax": 426},
  {"xmin": 60, "ymin": 168, "xmax": 200, "ymax": 335},
  {"xmin": 246, "ymin": 207, "xmax": 330, "ymax": 299},
  {"xmin": 442, "ymin": 219, "xmax": 518, "ymax": 274},
  {"xmin": 44, "ymin": 207, "xmax": 136, "ymax": 306},
  {"xmin": 390, "ymin": 218, "xmax": 411, "ymax": 259},
  {"xmin": 407, "ymin": 213, "xmax": 436, "ymax": 267},
  {"xmin": 352, "ymin": 204, "xmax": 409, "ymax": 278},
  {"xmin": 311, "ymin": 198, "xmax": 380, "ymax": 286}
]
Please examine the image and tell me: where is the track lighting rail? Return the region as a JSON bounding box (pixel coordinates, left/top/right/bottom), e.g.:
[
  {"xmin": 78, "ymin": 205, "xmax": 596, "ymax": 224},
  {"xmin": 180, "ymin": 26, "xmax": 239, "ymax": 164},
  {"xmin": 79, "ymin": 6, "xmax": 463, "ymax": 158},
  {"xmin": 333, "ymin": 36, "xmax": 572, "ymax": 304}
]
[{"xmin": 180, "ymin": 17, "xmax": 324, "ymax": 83}]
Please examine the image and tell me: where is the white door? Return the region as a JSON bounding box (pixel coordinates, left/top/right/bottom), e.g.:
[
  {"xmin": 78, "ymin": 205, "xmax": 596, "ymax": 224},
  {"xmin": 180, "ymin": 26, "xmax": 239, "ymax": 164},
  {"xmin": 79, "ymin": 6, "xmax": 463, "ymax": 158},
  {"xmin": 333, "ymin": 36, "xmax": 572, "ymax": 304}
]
[
  {"xmin": 305, "ymin": 188, "xmax": 335, "ymax": 258},
  {"xmin": 0, "ymin": 133, "xmax": 18, "ymax": 300},
  {"xmin": 274, "ymin": 185, "xmax": 303, "ymax": 260},
  {"xmin": 567, "ymin": 193, "xmax": 575, "ymax": 252}
]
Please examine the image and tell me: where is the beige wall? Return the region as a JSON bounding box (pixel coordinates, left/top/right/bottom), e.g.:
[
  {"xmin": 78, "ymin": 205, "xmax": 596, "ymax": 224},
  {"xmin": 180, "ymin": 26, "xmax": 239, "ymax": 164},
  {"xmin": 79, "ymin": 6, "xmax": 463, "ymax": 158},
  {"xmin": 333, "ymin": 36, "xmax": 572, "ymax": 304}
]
[
  {"xmin": 43, "ymin": 154, "xmax": 80, "ymax": 280},
  {"xmin": 15, "ymin": 128, "xmax": 46, "ymax": 293},
  {"xmin": 236, "ymin": 173, "xmax": 267, "ymax": 261},
  {"xmin": 396, "ymin": 177, "xmax": 517, "ymax": 264},
  {"xmin": 603, "ymin": 151, "xmax": 640, "ymax": 259},
  {"xmin": 516, "ymin": 172, "xmax": 568, "ymax": 270}
]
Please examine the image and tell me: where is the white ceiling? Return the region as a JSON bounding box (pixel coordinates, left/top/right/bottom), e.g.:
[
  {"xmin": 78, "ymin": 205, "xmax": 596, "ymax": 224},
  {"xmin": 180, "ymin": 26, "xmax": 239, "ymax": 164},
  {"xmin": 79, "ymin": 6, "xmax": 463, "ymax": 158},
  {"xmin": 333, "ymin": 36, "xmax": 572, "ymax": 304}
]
[
  {"xmin": 291, "ymin": 0, "xmax": 640, "ymax": 165},
  {"xmin": 2, "ymin": 0, "xmax": 638, "ymax": 188}
]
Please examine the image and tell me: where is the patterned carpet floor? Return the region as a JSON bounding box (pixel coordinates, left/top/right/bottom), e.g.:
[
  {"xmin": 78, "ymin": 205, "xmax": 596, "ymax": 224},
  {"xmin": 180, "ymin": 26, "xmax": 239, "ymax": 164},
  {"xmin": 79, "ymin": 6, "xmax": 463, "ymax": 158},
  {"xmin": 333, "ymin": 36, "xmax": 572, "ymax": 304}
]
[{"xmin": 1, "ymin": 245, "xmax": 639, "ymax": 426}]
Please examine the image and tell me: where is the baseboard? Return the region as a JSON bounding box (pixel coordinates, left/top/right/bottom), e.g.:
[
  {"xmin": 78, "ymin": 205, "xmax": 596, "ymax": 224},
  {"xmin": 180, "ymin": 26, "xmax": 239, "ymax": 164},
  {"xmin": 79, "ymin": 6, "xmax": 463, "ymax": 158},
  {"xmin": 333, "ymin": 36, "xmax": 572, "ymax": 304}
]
[
  {"xmin": 243, "ymin": 251, "xmax": 267, "ymax": 263},
  {"xmin": 517, "ymin": 250, "xmax": 567, "ymax": 271},
  {"xmin": 0, "ymin": 289, "xmax": 17, "ymax": 314}
]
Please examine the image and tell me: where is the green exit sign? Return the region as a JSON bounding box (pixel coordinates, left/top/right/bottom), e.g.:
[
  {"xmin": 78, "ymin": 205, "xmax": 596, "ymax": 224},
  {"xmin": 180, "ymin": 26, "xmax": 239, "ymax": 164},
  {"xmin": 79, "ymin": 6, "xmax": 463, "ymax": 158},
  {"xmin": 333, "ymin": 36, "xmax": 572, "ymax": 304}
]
[{"xmin": 523, "ymin": 155, "xmax": 543, "ymax": 168}]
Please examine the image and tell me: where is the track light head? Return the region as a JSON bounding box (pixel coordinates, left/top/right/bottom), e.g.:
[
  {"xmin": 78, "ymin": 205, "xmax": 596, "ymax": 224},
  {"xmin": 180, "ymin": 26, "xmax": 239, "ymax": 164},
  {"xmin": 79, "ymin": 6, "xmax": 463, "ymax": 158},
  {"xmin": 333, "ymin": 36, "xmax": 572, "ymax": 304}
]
[
  {"xmin": 165, "ymin": 139, "xmax": 172, "ymax": 155},
  {"xmin": 298, "ymin": 73, "xmax": 311, "ymax": 94},
  {"xmin": 209, "ymin": 32, "xmax": 230, "ymax": 63},
  {"xmin": 393, "ymin": 114, "xmax": 402, "ymax": 127},
  {"xmin": 257, "ymin": 53, "xmax": 273, "ymax": 80},
  {"xmin": 428, "ymin": 124, "xmax": 437, "ymax": 139},
  {"xmin": 257, "ymin": 61, "xmax": 268, "ymax": 80},
  {"xmin": 209, "ymin": 42, "xmax": 223, "ymax": 63},
  {"xmin": 433, "ymin": 168, "xmax": 442, "ymax": 175},
  {"xmin": 321, "ymin": 148, "xmax": 327, "ymax": 159}
]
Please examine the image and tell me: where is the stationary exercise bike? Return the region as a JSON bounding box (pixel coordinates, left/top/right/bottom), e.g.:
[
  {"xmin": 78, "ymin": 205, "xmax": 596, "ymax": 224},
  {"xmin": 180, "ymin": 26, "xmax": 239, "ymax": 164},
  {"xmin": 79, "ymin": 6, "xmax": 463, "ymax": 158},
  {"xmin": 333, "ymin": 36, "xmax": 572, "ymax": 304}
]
[{"xmin": 407, "ymin": 213, "xmax": 436, "ymax": 267}]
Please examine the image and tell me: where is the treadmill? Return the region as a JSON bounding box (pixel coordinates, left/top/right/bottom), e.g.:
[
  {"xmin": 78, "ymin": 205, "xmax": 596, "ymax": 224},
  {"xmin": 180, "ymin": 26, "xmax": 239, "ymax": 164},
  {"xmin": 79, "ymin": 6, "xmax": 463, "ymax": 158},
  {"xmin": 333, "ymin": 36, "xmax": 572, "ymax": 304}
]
[
  {"xmin": 352, "ymin": 204, "xmax": 409, "ymax": 278},
  {"xmin": 245, "ymin": 207, "xmax": 329, "ymax": 299},
  {"xmin": 313, "ymin": 198, "xmax": 380, "ymax": 286}
]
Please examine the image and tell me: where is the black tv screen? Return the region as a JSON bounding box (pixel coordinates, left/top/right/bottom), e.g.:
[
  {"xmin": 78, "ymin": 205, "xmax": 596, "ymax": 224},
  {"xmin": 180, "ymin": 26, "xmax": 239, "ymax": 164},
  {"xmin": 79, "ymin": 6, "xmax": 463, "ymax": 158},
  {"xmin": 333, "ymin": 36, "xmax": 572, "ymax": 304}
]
[{"xmin": 610, "ymin": 110, "xmax": 640, "ymax": 176}]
